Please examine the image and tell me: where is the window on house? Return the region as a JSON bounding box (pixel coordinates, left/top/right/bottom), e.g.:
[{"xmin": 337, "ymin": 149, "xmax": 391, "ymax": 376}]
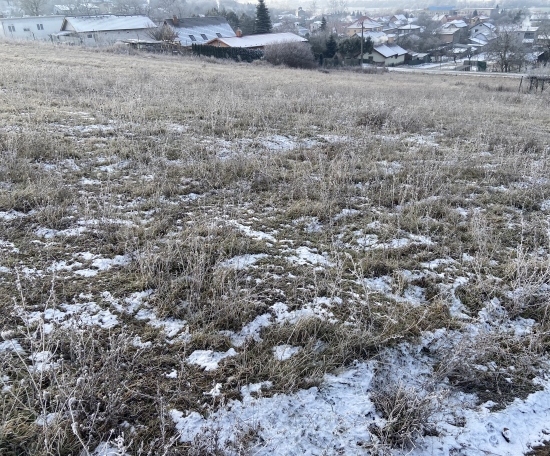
[
  {"xmin": 216, "ymin": 32, "xmax": 222, "ymax": 37},
  {"xmin": 201, "ymin": 33, "xmax": 207, "ymax": 40},
  {"xmin": 189, "ymin": 34, "xmax": 196, "ymax": 41},
  {"xmin": 8, "ymin": 25, "xmax": 15, "ymax": 32},
  {"xmin": 87, "ymin": 34, "xmax": 93, "ymax": 38},
  {"xmin": 23, "ymin": 28, "xmax": 30, "ymax": 31},
  {"xmin": 37, "ymin": 24, "xmax": 44, "ymax": 30}
]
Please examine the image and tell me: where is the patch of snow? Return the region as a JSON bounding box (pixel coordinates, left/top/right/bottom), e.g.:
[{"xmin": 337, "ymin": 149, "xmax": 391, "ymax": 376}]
[
  {"xmin": 170, "ymin": 362, "xmax": 376, "ymax": 451},
  {"xmin": 135, "ymin": 309, "xmax": 187, "ymax": 338},
  {"xmin": 35, "ymin": 227, "xmax": 87, "ymax": 239},
  {"xmin": 412, "ymin": 377, "xmax": 550, "ymax": 456},
  {"xmin": 217, "ymin": 254, "xmax": 268, "ymax": 270},
  {"xmin": 88, "ymin": 442, "xmax": 129, "ymax": 456},
  {"xmin": 74, "ymin": 269, "xmax": 98, "ymax": 277},
  {"xmin": 170, "ymin": 410, "xmax": 206, "ymax": 442},
  {"xmin": 48, "ymin": 260, "xmax": 83, "ymax": 272},
  {"xmin": 420, "ymin": 258, "xmax": 456, "ymax": 270},
  {"xmin": 240, "ymin": 381, "xmax": 273, "ymax": 399},
  {"xmin": 187, "ymin": 348, "xmax": 237, "ymax": 371},
  {"xmin": 165, "ymin": 369, "xmax": 178, "ymax": 379},
  {"xmin": 1, "ymin": 375, "xmax": 11, "ymax": 392},
  {"xmin": 204, "ymin": 383, "xmax": 223, "ymax": 397},
  {"xmin": 271, "ymin": 297, "xmax": 342, "ymax": 325},
  {"xmin": 0, "ymin": 340, "xmax": 25, "ymax": 353},
  {"xmin": 60, "ymin": 302, "xmax": 119, "ymax": 329},
  {"xmin": 356, "ymin": 233, "xmax": 379, "ymax": 247},
  {"xmin": 79, "ymin": 178, "xmax": 102, "ymax": 185},
  {"xmin": 91, "ymin": 255, "xmax": 129, "ymax": 270},
  {"xmin": 0, "ymin": 210, "xmax": 28, "ymax": 221},
  {"xmin": 0, "ymin": 240, "xmax": 20, "ymax": 253},
  {"xmin": 223, "ymin": 313, "xmax": 272, "ymax": 347},
  {"xmin": 377, "ymin": 160, "xmax": 403, "ymax": 175},
  {"xmin": 287, "ymin": 246, "xmax": 334, "ymax": 267},
  {"xmin": 273, "ymin": 344, "xmax": 302, "ymax": 361},
  {"xmin": 35, "ymin": 412, "xmax": 58, "ymax": 426},
  {"xmin": 334, "ymin": 208, "xmax": 360, "ymax": 220},
  {"xmin": 231, "ymin": 222, "xmax": 277, "ymax": 243},
  {"xmin": 131, "ymin": 336, "xmax": 152, "ymax": 348},
  {"xmin": 29, "ymin": 351, "xmax": 59, "ymax": 372}
]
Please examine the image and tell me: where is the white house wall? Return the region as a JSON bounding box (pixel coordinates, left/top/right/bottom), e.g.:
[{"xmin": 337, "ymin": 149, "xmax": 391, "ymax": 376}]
[
  {"xmin": 366, "ymin": 52, "xmax": 405, "ymax": 65},
  {"xmin": 0, "ymin": 16, "xmax": 63, "ymax": 41},
  {"xmin": 56, "ymin": 29, "xmax": 153, "ymax": 46}
]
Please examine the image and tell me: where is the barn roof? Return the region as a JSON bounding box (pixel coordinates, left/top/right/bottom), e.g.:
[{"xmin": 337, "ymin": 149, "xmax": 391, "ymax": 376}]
[
  {"xmin": 372, "ymin": 43, "xmax": 407, "ymax": 58},
  {"xmin": 205, "ymin": 32, "xmax": 306, "ymax": 48},
  {"xmin": 62, "ymin": 15, "xmax": 156, "ymax": 33}
]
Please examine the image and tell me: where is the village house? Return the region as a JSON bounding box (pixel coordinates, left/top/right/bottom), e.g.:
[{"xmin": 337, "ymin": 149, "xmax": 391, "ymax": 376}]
[
  {"xmin": 345, "ymin": 16, "xmax": 383, "ymax": 37},
  {"xmin": 0, "ymin": 16, "xmax": 63, "ymax": 41},
  {"xmin": 389, "ymin": 14, "xmax": 408, "ymax": 26},
  {"xmin": 397, "ymin": 24, "xmax": 421, "ymax": 36},
  {"xmin": 162, "ymin": 16, "xmax": 235, "ymax": 47},
  {"xmin": 437, "ymin": 27, "xmax": 461, "ymax": 44},
  {"xmin": 351, "ymin": 30, "xmax": 389, "ymax": 45},
  {"xmin": 459, "ymin": 7, "xmax": 498, "ymax": 18},
  {"xmin": 205, "ymin": 31, "xmax": 306, "ymax": 50},
  {"xmin": 469, "ymin": 22, "xmax": 496, "ymax": 40},
  {"xmin": 52, "ymin": 15, "xmax": 156, "ymax": 46},
  {"xmin": 432, "ymin": 14, "xmax": 448, "ymax": 24},
  {"xmin": 362, "ymin": 43, "xmax": 407, "ymax": 66},
  {"xmin": 427, "ymin": 6, "xmax": 458, "ymax": 16},
  {"xmin": 499, "ymin": 25, "xmax": 539, "ymax": 45}
]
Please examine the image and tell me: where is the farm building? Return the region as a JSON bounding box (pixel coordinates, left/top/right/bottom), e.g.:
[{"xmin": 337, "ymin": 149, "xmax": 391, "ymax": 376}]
[
  {"xmin": 205, "ymin": 31, "xmax": 306, "ymax": 50},
  {"xmin": 0, "ymin": 16, "xmax": 63, "ymax": 41},
  {"xmin": 162, "ymin": 16, "xmax": 235, "ymax": 47},
  {"xmin": 52, "ymin": 15, "xmax": 156, "ymax": 47}
]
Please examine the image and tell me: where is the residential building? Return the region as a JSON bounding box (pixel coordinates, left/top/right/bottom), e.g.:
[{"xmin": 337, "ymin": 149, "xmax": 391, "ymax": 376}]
[
  {"xmin": 437, "ymin": 27, "xmax": 461, "ymax": 44},
  {"xmin": 162, "ymin": 16, "xmax": 235, "ymax": 47},
  {"xmin": 346, "ymin": 16, "xmax": 383, "ymax": 37},
  {"xmin": 427, "ymin": 6, "xmax": 458, "ymax": 16},
  {"xmin": 397, "ymin": 24, "xmax": 421, "ymax": 36},
  {"xmin": 362, "ymin": 43, "xmax": 407, "ymax": 65},
  {"xmin": 205, "ymin": 32, "xmax": 306, "ymax": 50},
  {"xmin": 469, "ymin": 22, "xmax": 496, "ymax": 39},
  {"xmin": 0, "ymin": 16, "xmax": 63, "ymax": 40},
  {"xmin": 459, "ymin": 8, "xmax": 498, "ymax": 18},
  {"xmin": 52, "ymin": 15, "xmax": 156, "ymax": 46}
]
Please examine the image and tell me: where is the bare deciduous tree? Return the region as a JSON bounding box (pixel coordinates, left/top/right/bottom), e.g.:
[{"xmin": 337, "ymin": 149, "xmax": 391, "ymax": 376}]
[
  {"xmin": 485, "ymin": 28, "xmax": 528, "ymax": 72},
  {"xmin": 146, "ymin": 24, "xmax": 177, "ymax": 41},
  {"xmin": 16, "ymin": 0, "xmax": 48, "ymax": 16},
  {"xmin": 309, "ymin": 0, "xmax": 317, "ymax": 16}
]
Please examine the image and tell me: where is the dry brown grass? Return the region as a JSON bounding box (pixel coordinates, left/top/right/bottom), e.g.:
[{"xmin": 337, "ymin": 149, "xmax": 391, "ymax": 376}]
[{"xmin": 1, "ymin": 40, "xmax": 550, "ymax": 454}]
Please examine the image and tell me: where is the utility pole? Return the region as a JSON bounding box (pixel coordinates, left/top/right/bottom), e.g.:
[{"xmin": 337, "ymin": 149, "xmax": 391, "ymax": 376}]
[{"xmin": 360, "ymin": 20, "xmax": 364, "ymax": 67}]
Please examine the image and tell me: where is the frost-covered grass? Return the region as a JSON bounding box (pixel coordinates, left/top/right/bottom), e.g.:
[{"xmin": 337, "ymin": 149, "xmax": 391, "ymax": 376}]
[{"xmin": 1, "ymin": 40, "xmax": 550, "ymax": 455}]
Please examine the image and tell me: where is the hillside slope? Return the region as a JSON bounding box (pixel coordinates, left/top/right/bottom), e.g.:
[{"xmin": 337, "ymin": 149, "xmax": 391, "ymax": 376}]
[{"xmin": 1, "ymin": 41, "xmax": 550, "ymax": 455}]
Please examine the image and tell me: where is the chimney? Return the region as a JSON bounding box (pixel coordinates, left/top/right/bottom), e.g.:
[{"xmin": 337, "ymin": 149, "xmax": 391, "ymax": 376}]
[
  {"xmin": 172, "ymin": 15, "xmax": 178, "ymax": 26},
  {"xmin": 236, "ymin": 28, "xmax": 242, "ymax": 37}
]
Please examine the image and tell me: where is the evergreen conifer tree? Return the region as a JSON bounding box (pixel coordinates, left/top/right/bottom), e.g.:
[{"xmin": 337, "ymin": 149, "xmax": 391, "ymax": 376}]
[
  {"xmin": 320, "ymin": 16, "xmax": 327, "ymax": 31},
  {"xmin": 324, "ymin": 34, "xmax": 337, "ymax": 58},
  {"xmin": 254, "ymin": 0, "xmax": 272, "ymax": 34}
]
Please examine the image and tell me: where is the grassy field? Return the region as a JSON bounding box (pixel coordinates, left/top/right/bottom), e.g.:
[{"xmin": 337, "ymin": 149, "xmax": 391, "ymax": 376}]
[{"xmin": 1, "ymin": 40, "xmax": 550, "ymax": 455}]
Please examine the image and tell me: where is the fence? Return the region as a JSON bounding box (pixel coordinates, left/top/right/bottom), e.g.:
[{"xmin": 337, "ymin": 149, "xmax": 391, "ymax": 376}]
[{"xmin": 192, "ymin": 44, "xmax": 263, "ymax": 62}]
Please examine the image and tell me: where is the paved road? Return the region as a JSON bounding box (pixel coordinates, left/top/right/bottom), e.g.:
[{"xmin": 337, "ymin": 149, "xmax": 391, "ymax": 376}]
[{"xmin": 387, "ymin": 66, "xmax": 527, "ymax": 79}]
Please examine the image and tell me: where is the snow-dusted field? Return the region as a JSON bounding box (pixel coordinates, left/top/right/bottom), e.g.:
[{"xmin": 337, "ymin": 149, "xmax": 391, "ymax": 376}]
[{"xmin": 1, "ymin": 40, "xmax": 550, "ymax": 455}]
